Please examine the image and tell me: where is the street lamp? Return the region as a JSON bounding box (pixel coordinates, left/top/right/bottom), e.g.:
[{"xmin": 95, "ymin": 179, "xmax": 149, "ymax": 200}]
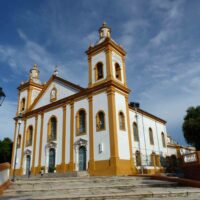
[
  {"xmin": 0, "ymin": 87, "xmax": 6, "ymax": 106},
  {"xmin": 12, "ymin": 113, "xmax": 23, "ymax": 182}
]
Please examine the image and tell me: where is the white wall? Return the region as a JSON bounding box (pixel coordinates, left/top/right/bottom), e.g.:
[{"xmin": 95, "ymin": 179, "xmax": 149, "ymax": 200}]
[
  {"xmin": 115, "ymin": 92, "xmax": 130, "ymax": 160},
  {"xmin": 0, "ymin": 167, "xmax": 10, "ymax": 186},
  {"xmin": 93, "ymin": 92, "xmax": 110, "ymax": 161}
]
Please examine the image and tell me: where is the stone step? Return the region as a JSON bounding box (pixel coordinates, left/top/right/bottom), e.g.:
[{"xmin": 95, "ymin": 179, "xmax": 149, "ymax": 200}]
[{"xmin": 2, "ymin": 187, "xmax": 200, "ymax": 200}]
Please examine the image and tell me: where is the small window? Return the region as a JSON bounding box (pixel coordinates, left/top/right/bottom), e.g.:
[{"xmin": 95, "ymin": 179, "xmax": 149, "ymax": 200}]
[
  {"xmin": 48, "ymin": 116, "xmax": 57, "ymax": 142},
  {"xmin": 133, "ymin": 122, "xmax": 139, "ymax": 142},
  {"xmin": 96, "ymin": 111, "xmax": 105, "ymax": 131},
  {"xmin": 95, "ymin": 62, "xmax": 104, "ymax": 80},
  {"xmin": 50, "ymin": 87, "xmax": 57, "ymax": 102},
  {"xmin": 161, "ymin": 132, "xmax": 166, "ymax": 147},
  {"xmin": 135, "ymin": 151, "xmax": 141, "ymax": 166},
  {"xmin": 20, "ymin": 98, "xmax": 26, "ymax": 112},
  {"xmin": 115, "ymin": 63, "xmax": 122, "ymax": 81},
  {"xmin": 26, "ymin": 126, "xmax": 33, "ymax": 146},
  {"xmin": 17, "ymin": 134, "xmax": 21, "ymax": 148},
  {"xmin": 149, "ymin": 128, "xmax": 154, "ymax": 145},
  {"xmin": 119, "ymin": 111, "xmax": 125, "ymax": 130},
  {"xmin": 76, "ymin": 109, "xmax": 86, "ymax": 135}
]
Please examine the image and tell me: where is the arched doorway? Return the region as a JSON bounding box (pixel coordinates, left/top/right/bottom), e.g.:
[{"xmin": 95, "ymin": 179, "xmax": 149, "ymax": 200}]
[
  {"xmin": 26, "ymin": 155, "xmax": 31, "ymax": 175},
  {"xmin": 48, "ymin": 148, "xmax": 55, "ymax": 173},
  {"xmin": 79, "ymin": 146, "xmax": 86, "ymax": 171}
]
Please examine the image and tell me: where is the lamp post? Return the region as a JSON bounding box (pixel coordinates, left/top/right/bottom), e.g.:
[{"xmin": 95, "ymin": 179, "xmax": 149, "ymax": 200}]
[
  {"xmin": 12, "ymin": 113, "xmax": 23, "ymax": 182},
  {"xmin": 0, "ymin": 87, "xmax": 6, "ymax": 106}
]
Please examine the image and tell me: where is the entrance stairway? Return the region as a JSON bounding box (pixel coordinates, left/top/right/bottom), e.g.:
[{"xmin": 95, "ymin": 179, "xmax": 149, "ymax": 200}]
[{"xmin": 1, "ymin": 175, "xmax": 200, "ymax": 200}]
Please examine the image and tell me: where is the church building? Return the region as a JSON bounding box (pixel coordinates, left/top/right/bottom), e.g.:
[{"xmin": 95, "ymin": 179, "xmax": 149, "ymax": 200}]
[{"xmin": 11, "ymin": 23, "xmax": 168, "ymax": 176}]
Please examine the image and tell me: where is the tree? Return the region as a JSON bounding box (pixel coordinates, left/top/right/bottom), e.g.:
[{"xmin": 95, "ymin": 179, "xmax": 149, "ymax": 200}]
[
  {"xmin": 0, "ymin": 137, "xmax": 13, "ymax": 163},
  {"xmin": 182, "ymin": 106, "xmax": 200, "ymax": 150}
]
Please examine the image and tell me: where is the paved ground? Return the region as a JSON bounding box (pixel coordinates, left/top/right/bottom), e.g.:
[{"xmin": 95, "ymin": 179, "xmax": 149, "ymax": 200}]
[{"xmin": 1, "ymin": 175, "xmax": 200, "ymax": 200}]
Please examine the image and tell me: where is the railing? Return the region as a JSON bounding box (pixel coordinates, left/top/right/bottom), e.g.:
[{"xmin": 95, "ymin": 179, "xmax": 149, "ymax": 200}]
[{"xmin": 0, "ymin": 162, "xmax": 11, "ymax": 194}]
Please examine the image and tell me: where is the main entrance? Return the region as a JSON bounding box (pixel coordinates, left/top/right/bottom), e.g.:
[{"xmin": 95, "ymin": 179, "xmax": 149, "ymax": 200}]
[
  {"xmin": 48, "ymin": 148, "xmax": 55, "ymax": 173},
  {"xmin": 26, "ymin": 155, "xmax": 31, "ymax": 175},
  {"xmin": 79, "ymin": 146, "xmax": 86, "ymax": 171}
]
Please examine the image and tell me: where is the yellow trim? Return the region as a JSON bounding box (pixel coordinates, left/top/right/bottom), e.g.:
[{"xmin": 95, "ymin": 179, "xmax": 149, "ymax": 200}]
[
  {"xmin": 69, "ymin": 101, "xmax": 74, "ymax": 171},
  {"xmin": 31, "ymin": 115, "xmax": 38, "ymax": 174},
  {"xmin": 25, "ymin": 125, "xmax": 34, "ymax": 147},
  {"xmin": 88, "ymin": 95, "xmax": 95, "ymax": 172},
  {"xmin": 47, "ymin": 115, "xmax": 58, "ymax": 142},
  {"xmin": 88, "ymin": 56, "xmax": 92, "ymax": 87},
  {"xmin": 38, "ymin": 113, "xmax": 44, "ymax": 169},
  {"xmin": 61, "ymin": 105, "xmax": 67, "ymax": 172},
  {"xmin": 118, "ymin": 110, "xmax": 126, "ymax": 131},
  {"xmin": 96, "ymin": 110, "xmax": 106, "ymax": 132},
  {"xmin": 75, "ymin": 108, "xmax": 87, "ymax": 136},
  {"xmin": 20, "ymin": 119, "xmax": 27, "ymax": 175},
  {"xmin": 105, "ymin": 46, "xmax": 113, "ymax": 81},
  {"xmin": 122, "ymin": 56, "xmax": 127, "ymax": 87}
]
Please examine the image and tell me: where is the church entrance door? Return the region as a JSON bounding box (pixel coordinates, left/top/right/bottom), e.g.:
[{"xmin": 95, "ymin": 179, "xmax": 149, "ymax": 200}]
[
  {"xmin": 79, "ymin": 146, "xmax": 86, "ymax": 171},
  {"xmin": 48, "ymin": 148, "xmax": 55, "ymax": 173},
  {"xmin": 26, "ymin": 155, "xmax": 31, "ymax": 175}
]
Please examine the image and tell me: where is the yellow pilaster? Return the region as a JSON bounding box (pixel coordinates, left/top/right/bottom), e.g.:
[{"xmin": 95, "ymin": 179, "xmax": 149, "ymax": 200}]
[
  {"xmin": 31, "ymin": 114, "xmax": 38, "ymax": 174},
  {"xmin": 107, "ymin": 86, "xmax": 119, "ymax": 173},
  {"xmin": 88, "ymin": 95, "xmax": 95, "ymax": 173},
  {"xmin": 88, "ymin": 56, "xmax": 92, "ymax": 88},
  {"xmin": 38, "ymin": 113, "xmax": 44, "ymax": 171},
  {"xmin": 20, "ymin": 119, "xmax": 27, "ymax": 175},
  {"xmin": 61, "ymin": 105, "xmax": 67, "ymax": 172},
  {"xmin": 105, "ymin": 46, "xmax": 113, "ymax": 81},
  {"xmin": 69, "ymin": 101, "xmax": 74, "ymax": 171},
  {"xmin": 10, "ymin": 121, "xmax": 18, "ymax": 176}
]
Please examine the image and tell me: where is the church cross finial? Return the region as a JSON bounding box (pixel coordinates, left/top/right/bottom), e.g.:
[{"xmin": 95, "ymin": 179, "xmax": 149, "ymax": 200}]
[
  {"xmin": 53, "ymin": 65, "xmax": 58, "ymax": 76},
  {"xmin": 99, "ymin": 21, "xmax": 111, "ymax": 39}
]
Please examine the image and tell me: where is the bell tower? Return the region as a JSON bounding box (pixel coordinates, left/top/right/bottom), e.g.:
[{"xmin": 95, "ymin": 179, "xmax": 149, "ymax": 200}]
[{"xmin": 86, "ymin": 22, "xmax": 127, "ymax": 88}]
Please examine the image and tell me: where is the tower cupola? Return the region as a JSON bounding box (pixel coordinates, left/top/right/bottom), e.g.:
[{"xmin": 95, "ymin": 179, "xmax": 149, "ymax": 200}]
[
  {"xmin": 98, "ymin": 22, "xmax": 111, "ymax": 39},
  {"xmin": 29, "ymin": 64, "xmax": 41, "ymax": 84}
]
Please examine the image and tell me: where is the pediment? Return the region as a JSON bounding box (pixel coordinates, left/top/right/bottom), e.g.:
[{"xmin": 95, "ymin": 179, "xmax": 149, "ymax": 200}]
[
  {"xmin": 74, "ymin": 138, "xmax": 88, "ymax": 146},
  {"xmin": 29, "ymin": 76, "xmax": 84, "ymax": 111}
]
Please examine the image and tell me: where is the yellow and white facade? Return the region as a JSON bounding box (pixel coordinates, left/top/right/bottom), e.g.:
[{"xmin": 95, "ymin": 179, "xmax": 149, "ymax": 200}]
[{"xmin": 11, "ymin": 23, "xmax": 169, "ymax": 176}]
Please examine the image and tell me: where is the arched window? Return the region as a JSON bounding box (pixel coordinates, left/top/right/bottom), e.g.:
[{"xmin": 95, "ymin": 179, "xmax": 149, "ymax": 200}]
[
  {"xmin": 26, "ymin": 126, "xmax": 33, "ymax": 146},
  {"xmin": 95, "ymin": 62, "xmax": 104, "ymax": 80},
  {"xmin": 76, "ymin": 109, "xmax": 86, "ymax": 135},
  {"xmin": 133, "ymin": 122, "xmax": 139, "ymax": 142},
  {"xmin": 149, "ymin": 128, "xmax": 154, "ymax": 145},
  {"xmin": 48, "ymin": 116, "xmax": 57, "ymax": 141},
  {"xmin": 161, "ymin": 132, "xmax": 166, "ymax": 147},
  {"xmin": 96, "ymin": 111, "xmax": 105, "ymax": 131},
  {"xmin": 115, "ymin": 63, "xmax": 122, "ymax": 81},
  {"xmin": 17, "ymin": 134, "xmax": 21, "ymax": 148},
  {"xmin": 135, "ymin": 151, "xmax": 141, "ymax": 166},
  {"xmin": 119, "ymin": 111, "xmax": 125, "ymax": 130},
  {"xmin": 20, "ymin": 98, "xmax": 26, "ymax": 112}
]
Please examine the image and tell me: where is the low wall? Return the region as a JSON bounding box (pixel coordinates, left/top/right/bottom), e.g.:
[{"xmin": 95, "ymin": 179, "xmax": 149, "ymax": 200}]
[
  {"xmin": 0, "ymin": 163, "xmax": 11, "ymax": 194},
  {"xmin": 181, "ymin": 151, "xmax": 200, "ymax": 180}
]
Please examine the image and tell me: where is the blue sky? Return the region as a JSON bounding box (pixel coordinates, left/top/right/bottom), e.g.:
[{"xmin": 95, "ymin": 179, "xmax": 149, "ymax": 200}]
[{"xmin": 0, "ymin": 0, "xmax": 200, "ymax": 145}]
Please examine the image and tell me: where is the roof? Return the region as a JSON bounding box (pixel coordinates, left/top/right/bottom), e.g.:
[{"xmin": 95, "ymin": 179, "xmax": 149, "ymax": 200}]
[{"xmin": 129, "ymin": 105, "xmax": 167, "ymax": 124}]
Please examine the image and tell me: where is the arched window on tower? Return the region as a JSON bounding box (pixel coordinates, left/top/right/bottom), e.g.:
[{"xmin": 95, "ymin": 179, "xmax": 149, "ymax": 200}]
[
  {"xmin": 17, "ymin": 134, "xmax": 21, "ymax": 148},
  {"xmin": 161, "ymin": 132, "xmax": 166, "ymax": 147},
  {"xmin": 133, "ymin": 122, "xmax": 139, "ymax": 142},
  {"xmin": 20, "ymin": 98, "xmax": 26, "ymax": 112},
  {"xmin": 96, "ymin": 111, "xmax": 105, "ymax": 131},
  {"xmin": 76, "ymin": 109, "xmax": 86, "ymax": 135},
  {"xmin": 149, "ymin": 128, "xmax": 154, "ymax": 145},
  {"xmin": 95, "ymin": 62, "xmax": 104, "ymax": 80},
  {"xmin": 26, "ymin": 126, "xmax": 33, "ymax": 146},
  {"xmin": 48, "ymin": 116, "xmax": 57, "ymax": 142},
  {"xmin": 119, "ymin": 111, "xmax": 125, "ymax": 130},
  {"xmin": 115, "ymin": 63, "xmax": 122, "ymax": 81}
]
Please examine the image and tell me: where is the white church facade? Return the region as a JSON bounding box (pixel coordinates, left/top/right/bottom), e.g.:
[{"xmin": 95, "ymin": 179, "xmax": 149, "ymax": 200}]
[{"xmin": 11, "ymin": 23, "xmax": 169, "ymax": 176}]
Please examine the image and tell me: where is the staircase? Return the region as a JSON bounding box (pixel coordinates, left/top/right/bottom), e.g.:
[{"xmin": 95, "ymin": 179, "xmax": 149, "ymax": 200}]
[{"xmin": 1, "ymin": 175, "xmax": 200, "ymax": 200}]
